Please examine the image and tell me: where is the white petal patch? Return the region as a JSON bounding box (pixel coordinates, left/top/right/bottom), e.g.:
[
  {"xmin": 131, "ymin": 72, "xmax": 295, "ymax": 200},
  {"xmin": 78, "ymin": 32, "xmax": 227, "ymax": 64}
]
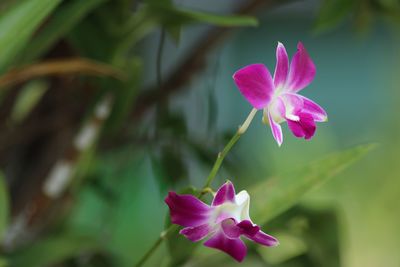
[
  {"xmin": 280, "ymin": 93, "xmax": 304, "ymax": 120},
  {"xmin": 210, "ymin": 190, "xmax": 252, "ymax": 223},
  {"xmin": 286, "ymin": 113, "xmax": 300, "ymax": 121},
  {"xmin": 235, "ymin": 191, "xmax": 251, "ymax": 221},
  {"xmin": 267, "ymin": 98, "xmax": 286, "ymax": 124}
]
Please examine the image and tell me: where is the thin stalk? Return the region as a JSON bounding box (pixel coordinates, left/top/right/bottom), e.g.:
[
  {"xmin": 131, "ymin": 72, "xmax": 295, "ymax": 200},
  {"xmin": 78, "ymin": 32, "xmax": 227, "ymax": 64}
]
[
  {"xmin": 134, "ymin": 108, "xmax": 257, "ymax": 267},
  {"xmin": 134, "ymin": 224, "xmax": 178, "ymax": 267},
  {"xmin": 201, "ymin": 108, "xmax": 257, "ymax": 193}
]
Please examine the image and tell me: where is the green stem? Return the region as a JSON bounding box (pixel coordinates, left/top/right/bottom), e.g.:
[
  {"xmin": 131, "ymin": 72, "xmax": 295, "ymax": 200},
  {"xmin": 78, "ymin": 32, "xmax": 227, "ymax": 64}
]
[
  {"xmin": 134, "ymin": 108, "xmax": 257, "ymax": 267},
  {"xmin": 134, "ymin": 224, "xmax": 178, "ymax": 267},
  {"xmin": 200, "ymin": 132, "xmax": 241, "ymax": 194},
  {"xmin": 200, "ymin": 107, "xmax": 257, "ymax": 195}
]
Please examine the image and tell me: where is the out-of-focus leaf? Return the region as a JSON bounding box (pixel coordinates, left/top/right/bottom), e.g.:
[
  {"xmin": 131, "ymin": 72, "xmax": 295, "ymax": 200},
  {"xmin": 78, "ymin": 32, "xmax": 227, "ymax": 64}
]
[
  {"xmin": 258, "ymin": 232, "xmax": 308, "ymax": 264},
  {"xmin": 0, "ymin": 257, "xmax": 8, "ymax": 267},
  {"xmin": 11, "ymin": 80, "xmax": 48, "ymax": 123},
  {"xmin": 166, "ymin": 225, "xmax": 199, "ymax": 267},
  {"xmin": 160, "ymin": 146, "xmax": 187, "ymax": 186},
  {"xmin": 0, "ymin": 173, "xmax": 9, "ymax": 241},
  {"xmin": 78, "ymin": 252, "xmax": 115, "ymax": 267},
  {"xmin": 151, "ymin": 5, "xmax": 258, "ymax": 27},
  {"xmin": 145, "ymin": 0, "xmax": 173, "ymax": 8},
  {"xmin": 188, "ymin": 141, "xmax": 216, "ymax": 167},
  {"xmin": 158, "ymin": 112, "xmax": 187, "ymax": 137},
  {"xmin": 258, "ymin": 206, "xmax": 340, "ymax": 267},
  {"xmin": 9, "ymin": 233, "xmax": 100, "ymax": 267},
  {"xmin": 166, "ymin": 25, "xmax": 181, "ymax": 44},
  {"xmin": 104, "ymin": 57, "xmax": 142, "ymax": 132},
  {"xmin": 250, "ymin": 144, "xmax": 375, "ymax": 224},
  {"xmin": 379, "ymin": 0, "xmax": 400, "ymax": 9},
  {"xmin": 354, "ymin": 1, "xmax": 373, "ymax": 33},
  {"xmin": 0, "ymin": 0, "xmax": 62, "ymax": 73},
  {"xmin": 18, "ymin": 0, "xmax": 106, "ymax": 63},
  {"xmin": 173, "ymin": 7, "xmax": 258, "ymax": 26},
  {"xmin": 314, "ymin": 0, "xmax": 355, "ymax": 33}
]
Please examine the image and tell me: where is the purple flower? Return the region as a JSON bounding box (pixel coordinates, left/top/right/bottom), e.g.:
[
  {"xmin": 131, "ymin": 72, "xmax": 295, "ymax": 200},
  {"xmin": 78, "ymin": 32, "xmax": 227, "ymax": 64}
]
[
  {"xmin": 165, "ymin": 181, "xmax": 278, "ymax": 262},
  {"xmin": 233, "ymin": 42, "xmax": 327, "ymax": 146}
]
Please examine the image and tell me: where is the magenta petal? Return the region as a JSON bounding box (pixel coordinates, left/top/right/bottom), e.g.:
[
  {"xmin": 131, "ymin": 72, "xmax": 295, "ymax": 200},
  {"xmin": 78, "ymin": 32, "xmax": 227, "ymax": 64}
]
[
  {"xmin": 221, "ymin": 219, "xmax": 241, "ymax": 239},
  {"xmin": 268, "ymin": 111, "xmax": 283, "ymax": 146},
  {"xmin": 204, "ymin": 231, "xmax": 247, "ymax": 262},
  {"xmin": 221, "ymin": 219, "xmax": 260, "ymax": 239},
  {"xmin": 245, "ymin": 230, "xmax": 279, "ymax": 247},
  {"xmin": 212, "ymin": 181, "xmax": 236, "ymax": 206},
  {"xmin": 286, "ymin": 42, "xmax": 316, "ymax": 92},
  {"xmin": 273, "ymin": 42, "xmax": 289, "ymax": 88},
  {"xmin": 233, "ymin": 63, "xmax": 275, "ymax": 109},
  {"xmin": 287, "ymin": 113, "xmax": 316, "ymax": 140},
  {"xmin": 237, "ymin": 220, "xmax": 260, "ymax": 236},
  {"xmin": 180, "ymin": 224, "xmax": 211, "ymax": 242},
  {"xmin": 299, "ymin": 95, "xmax": 327, "ymax": 122},
  {"xmin": 165, "ymin": 192, "xmax": 213, "ymax": 227}
]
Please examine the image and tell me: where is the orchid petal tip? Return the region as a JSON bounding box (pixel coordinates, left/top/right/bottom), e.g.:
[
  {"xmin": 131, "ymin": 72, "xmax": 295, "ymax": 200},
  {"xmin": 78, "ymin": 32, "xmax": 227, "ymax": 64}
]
[{"xmin": 297, "ymin": 41, "xmax": 304, "ymax": 48}]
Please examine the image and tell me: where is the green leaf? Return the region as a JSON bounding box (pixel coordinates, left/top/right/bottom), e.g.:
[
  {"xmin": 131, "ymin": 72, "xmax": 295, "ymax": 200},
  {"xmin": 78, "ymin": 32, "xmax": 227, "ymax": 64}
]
[
  {"xmin": 0, "ymin": 257, "xmax": 8, "ymax": 267},
  {"xmin": 0, "ymin": 172, "xmax": 9, "ymax": 241},
  {"xmin": 11, "ymin": 80, "xmax": 48, "ymax": 123},
  {"xmin": 9, "ymin": 233, "xmax": 100, "ymax": 267},
  {"xmin": 0, "ymin": 0, "xmax": 62, "ymax": 73},
  {"xmin": 353, "ymin": 1, "xmax": 373, "ymax": 34},
  {"xmin": 379, "ymin": 0, "xmax": 400, "ymax": 9},
  {"xmin": 104, "ymin": 58, "xmax": 142, "ymax": 132},
  {"xmin": 258, "ymin": 231, "xmax": 308, "ymax": 264},
  {"xmin": 314, "ymin": 0, "xmax": 355, "ymax": 33},
  {"xmin": 173, "ymin": 7, "xmax": 258, "ymax": 27},
  {"xmin": 165, "ymin": 25, "xmax": 181, "ymax": 44},
  {"xmin": 258, "ymin": 206, "xmax": 341, "ymax": 267},
  {"xmin": 250, "ymin": 144, "xmax": 376, "ymax": 224},
  {"xmin": 148, "ymin": 5, "xmax": 258, "ymax": 28},
  {"xmin": 17, "ymin": 0, "xmax": 107, "ymax": 63}
]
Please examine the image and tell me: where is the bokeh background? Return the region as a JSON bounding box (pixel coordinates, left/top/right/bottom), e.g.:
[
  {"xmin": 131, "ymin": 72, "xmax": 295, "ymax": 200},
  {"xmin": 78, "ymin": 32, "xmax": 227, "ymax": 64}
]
[{"xmin": 0, "ymin": 0, "xmax": 399, "ymax": 266}]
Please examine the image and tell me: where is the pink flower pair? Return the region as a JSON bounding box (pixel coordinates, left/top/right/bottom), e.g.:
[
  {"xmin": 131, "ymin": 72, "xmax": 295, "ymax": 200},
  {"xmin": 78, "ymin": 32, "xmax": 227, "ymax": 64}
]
[
  {"xmin": 233, "ymin": 42, "xmax": 327, "ymax": 146},
  {"xmin": 165, "ymin": 42, "xmax": 327, "ymax": 263}
]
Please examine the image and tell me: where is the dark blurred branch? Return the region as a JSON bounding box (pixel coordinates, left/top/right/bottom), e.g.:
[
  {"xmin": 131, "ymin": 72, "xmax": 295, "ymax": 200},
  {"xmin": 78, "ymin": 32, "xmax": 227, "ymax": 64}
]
[
  {"xmin": 130, "ymin": 0, "xmax": 287, "ymax": 120},
  {"xmin": 0, "ymin": 58, "xmax": 126, "ymax": 88}
]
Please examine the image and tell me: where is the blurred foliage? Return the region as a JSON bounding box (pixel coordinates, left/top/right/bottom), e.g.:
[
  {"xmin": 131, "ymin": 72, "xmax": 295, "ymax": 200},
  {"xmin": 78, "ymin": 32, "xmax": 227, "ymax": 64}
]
[
  {"xmin": 250, "ymin": 144, "xmax": 375, "ymax": 224},
  {"xmin": 8, "ymin": 232, "xmax": 101, "ymax": 267},
  {"xmin": 0, "ymin": 0, "xmax": 62, "ymax": 73},
  {"xmin": 0, "ymin": 173, "xmax": 8, "ymax": 241},
  {"xmin": 259, "ymin": 206, "xmax": 341, "ymax": 267},
  {"xmin": 315, "ymin": 0, "xmax": 400, "ymax": 33},
  {"xmin": 16, "ymin": 0, "xmax": 107, "ymax": 64},
  {"xmin": 10, "ymin": 80, "xmax": 48, "ymax": 123}
]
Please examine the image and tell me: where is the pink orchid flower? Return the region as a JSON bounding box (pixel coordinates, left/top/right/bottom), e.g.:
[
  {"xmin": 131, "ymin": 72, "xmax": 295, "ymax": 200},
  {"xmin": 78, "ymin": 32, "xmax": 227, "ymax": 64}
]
[
  {"xmin": 233, "ymin": 42, "xmax": 327, "ymax": 146},
  {"xmin": 165, "ymin": 181, "xmax": 278, "ymax": 262}
]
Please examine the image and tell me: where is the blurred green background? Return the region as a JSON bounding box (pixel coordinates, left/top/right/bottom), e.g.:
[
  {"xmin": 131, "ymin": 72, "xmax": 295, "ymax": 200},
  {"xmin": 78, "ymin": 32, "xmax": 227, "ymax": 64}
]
[{"xmin": 0, "ymin": 0, "xmax": 399, "ymax": 266}]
